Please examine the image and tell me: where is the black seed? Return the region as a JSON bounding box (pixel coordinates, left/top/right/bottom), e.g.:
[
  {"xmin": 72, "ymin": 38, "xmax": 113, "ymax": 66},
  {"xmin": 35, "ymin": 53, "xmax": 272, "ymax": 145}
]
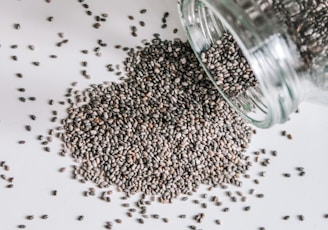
[
  {"xmin": 32, "ymin": 61, "xmax": 40, "ymax": 66},
  {"xmin": 49, "ymin": 54, "xmax": 57, "ymax": 58},
  {"xmin": 256, "ymin": 194, "xmax": 264, "ymax": 198},
  {"xmin": 86, "ymin": 10, "xmax": 92, "ymax": 16},
  {"xmin": 163, "ymin": 12, "xmax": 169, "ymax": 18},
  {"xmin": 44, "ymin": 147, "xmax": 51, "ymax": 152},
  {"xmin": 244, "ymin": 206, "xmax": 251, "ymax": 211},
  {"xmin": 162, "ymin": 217, "xmax": 169, "ymax": 223},
  {"xmin": 6, "ymin": 184, "xmax": 13, "ymax": 188},
  {"xmin": 17, "ymin": 225, "xmax": 25, "ymax": 229},
  {"xmin": 49, "ymin": 99, "xmax": 54, "ymax": 105},
  {"xmin": 161, "ymin": 24, "xmax": 167, "ymax": 29},
  {"xmin": 128, "ymin": 15, "xmax": 134, "ymax": 20},
  {"xmin": 11, "ymin": 55, "xmax": 18, "ymax": 61},
  {"xmin": 281, "ymin": 130, "xmax": 287, "ymax": 136},
  {"xmin": 283, "ymin": 215, "xmax": 290, "ymax": 220},
  {"xmin": 30, "ymin": 115, "xmax": 36, "ymax": 120},
  {"xmin": 287, "ymin": 134, "xmax": 293, "ymax": 140},
  {"xmin": 26, "ymin": 215, "xmax": 34, "ymax": 220},
  {"xmin": 14, "ymin": 23, "xmax": 21, "ymax": 30},
  {"xmin": 298, "ymin": 215, "xmax": 304, "ymax": 221},
  {"xmin": 18, "ymin": 140, "xmax": 26, "ymax": 144},
  {"xmin": 131, "ymin": 26, "xmax": 137, "ymax": 32},
  {"xmin": 28, "ymin": 97, "xmax": 36, "ymax": 101},
  {"xmin": 140, "ymin": 9, "xmax": 147, "ymax": 14},
  {"xmin": 16, "ymin": 73, "xmax": 23, "ymax": 78},
  {"xmin": 10, "ymin": 45, "xmax": 18, "ymax": 49},
  {"xmin": 82, "ymin": 3, "xmax": 88, "ymax": 8},
  {"xmin": 93, "ymin": 23, "xmax": 101, "ymax": 29},
  {"xmin": 137, "ymin": 218, "xmax": 144, "ymax": 224},
  {"xmin": 47, "ymin": 16, "xmax": 54, "ymax": 22},
  {"xmin": 41, "ymin": 215, "xmax": 48, "ymax": 219},
  {"xmin": 115, "ymin": 219, "xmax": 122, "ymax": 224},
  {"xmin": 28, "ymin": 45, "xmax": 35, "ymax": 50},
  {"xmin": 173, "ymin": 28, "xmax": 178, "ymax": 33},
  {"xmin": 299, "ymin": 171, "xmax": 306, "ymax": 176},
  {"xmin": 77, "ymin": 215, "xmax": 84, "ymax": 221},
  {"xmin": 139, "ymin": 21, "xmax": 145, "ymax": 27},
  {"xmin": 17, "ymin": 88, "xmax": 25, "ymax": 92},
  {"xmin": 131, "ymin": 32, "xmax": 137, "ymax": 37},
  {"xmin": 52, "ymin": 190, "xmax": 57, "ymax": 196},
  {"xmin": 323, "ymin": 214, "xmax": 328, "ymax": 219},
  {"xmin": 283, "ymin": 173, "xmax": 291, "ymax": 178},
  {"xmin": 25, "ymin": 125, "xmax": 32, "ymax": 131}
]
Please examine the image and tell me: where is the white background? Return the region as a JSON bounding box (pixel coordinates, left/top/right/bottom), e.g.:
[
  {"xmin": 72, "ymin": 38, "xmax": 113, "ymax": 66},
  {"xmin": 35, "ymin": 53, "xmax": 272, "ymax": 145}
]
[{"xmin": 1, "ymin": 0, "xmax": 328, "ymax": 229}]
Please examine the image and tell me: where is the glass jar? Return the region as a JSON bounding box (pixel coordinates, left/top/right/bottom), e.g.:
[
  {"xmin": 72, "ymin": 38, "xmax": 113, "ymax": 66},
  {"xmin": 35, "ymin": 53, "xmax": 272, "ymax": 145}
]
[{"xmin": 178, "ymin": 0, "xmax": 328, "ymax": 128}]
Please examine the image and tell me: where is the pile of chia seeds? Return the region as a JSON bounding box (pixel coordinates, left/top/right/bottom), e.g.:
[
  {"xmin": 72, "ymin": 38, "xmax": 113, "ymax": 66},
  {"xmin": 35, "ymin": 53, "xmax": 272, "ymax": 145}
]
[{"xmin": 61, "ymin": 38, "xmax": 253, "ymax": 201}]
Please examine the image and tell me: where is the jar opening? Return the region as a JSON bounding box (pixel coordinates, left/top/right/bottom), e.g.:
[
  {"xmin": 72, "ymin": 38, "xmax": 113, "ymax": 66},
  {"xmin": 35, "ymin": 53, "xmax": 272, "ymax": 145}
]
[{"xmin": 179, "ymin": 0, "xmax": 300, "ymax": 128}]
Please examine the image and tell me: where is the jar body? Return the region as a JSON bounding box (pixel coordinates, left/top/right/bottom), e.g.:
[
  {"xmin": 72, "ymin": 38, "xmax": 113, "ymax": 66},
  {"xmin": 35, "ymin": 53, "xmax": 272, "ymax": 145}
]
[{"xmin": 178, "ymin": 0, "xmax": 328, "ymax": 128}]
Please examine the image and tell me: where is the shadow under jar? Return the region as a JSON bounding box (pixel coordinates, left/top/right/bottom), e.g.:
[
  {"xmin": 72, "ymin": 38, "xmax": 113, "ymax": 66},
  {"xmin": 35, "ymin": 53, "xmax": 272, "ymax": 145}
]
[{"xmin": 178, "ymin": 0, "xmax": 328, "ymax": 128}]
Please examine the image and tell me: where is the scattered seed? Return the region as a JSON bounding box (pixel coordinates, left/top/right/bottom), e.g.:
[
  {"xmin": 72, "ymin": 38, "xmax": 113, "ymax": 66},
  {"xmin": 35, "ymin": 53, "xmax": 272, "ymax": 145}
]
[
  {"xmin": 283, "ymin": 215, "xmax": 290, "ymax": 220},
  {"xmin": 140, "ymin": 9, "xmax": 147, "ymax": 14},
  {"xmin": 139, "ymin": 21, "xmax": 145, "ymax": 27},
  {"xmin": 256, "ymin": 194, "xmax": 264, "ymax": 198},
  {"xmin": 41, "ymin": 215, "xmax": 48, "ymax": 219},
  {"xmin": 162, "ymin": 217, "xmax": 169, "ymax": 223},
  {"xmin": 14, "ymin": 23, "xmax": 21, "ymax": 30},
  {"xmin": 115, "ymin": 219, "xmax": 122, "ymax": 224},
  {"xmin": 19, "ymin": 97, "xmax": 26, "ymax": 102},
  {"xmin": 244, "ymin": 206, "xmax": 251, "ymax": 211},
  {"xmin": 178, "ymin": 214, "xmax": 186, "ymax": 219},
  {"xmin": 26, "ymin": 215, "xmax": 34, "ymax": 220},
  {"xmin": 298, "ymin": 215, "xmax": 304, "ymax": 221},
  {"xmin": 299, "ymin": 171, "xmax": 306, "ymax": 176}
]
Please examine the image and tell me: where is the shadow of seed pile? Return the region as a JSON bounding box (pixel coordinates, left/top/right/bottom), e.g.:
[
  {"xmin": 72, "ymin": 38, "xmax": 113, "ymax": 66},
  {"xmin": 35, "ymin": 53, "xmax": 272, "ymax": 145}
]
[{"xmin": 61, "ymin": 38, "xmax": 253, "ymax": 201}]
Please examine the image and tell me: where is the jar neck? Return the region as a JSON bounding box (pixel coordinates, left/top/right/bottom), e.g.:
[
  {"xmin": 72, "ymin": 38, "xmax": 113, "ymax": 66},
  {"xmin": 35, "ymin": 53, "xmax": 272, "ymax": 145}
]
[{"xmin": 179, "ymin": 0, "xmax": 303, "ymax": 128}]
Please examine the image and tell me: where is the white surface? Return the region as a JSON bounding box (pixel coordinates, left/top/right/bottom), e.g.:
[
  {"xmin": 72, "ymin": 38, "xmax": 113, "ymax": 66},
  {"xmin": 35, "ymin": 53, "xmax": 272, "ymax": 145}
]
[{"xmin": 1, "ymin": 0, "xmax": 328, "ymax": 230}]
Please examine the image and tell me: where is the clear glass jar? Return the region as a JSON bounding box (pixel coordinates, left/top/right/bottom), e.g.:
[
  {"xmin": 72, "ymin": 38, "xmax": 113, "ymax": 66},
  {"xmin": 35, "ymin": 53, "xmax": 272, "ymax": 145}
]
[{"xmin": 178, "ymin": 0, "xmax": 328, "ymax": 128}]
